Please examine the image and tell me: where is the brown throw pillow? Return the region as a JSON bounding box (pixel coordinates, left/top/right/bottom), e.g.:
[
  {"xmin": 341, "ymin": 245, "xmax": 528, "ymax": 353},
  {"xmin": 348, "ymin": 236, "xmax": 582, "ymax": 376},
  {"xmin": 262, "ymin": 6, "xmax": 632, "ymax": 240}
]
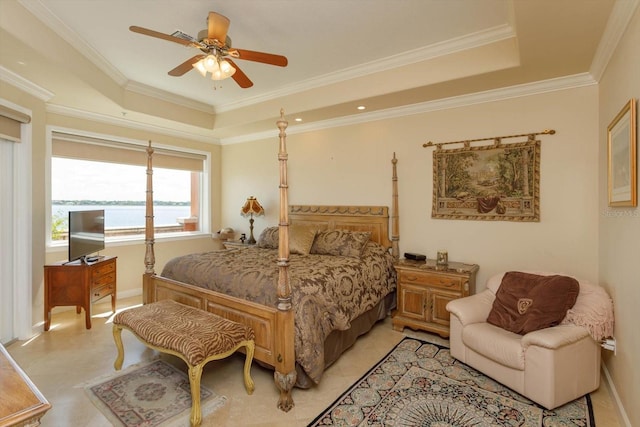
[
  {"xmin": 289, "ymin": 224, "xmax": 317, "ymax": 255},
  {"xmin": 486, "ymin": 271, "xmax": 580, "ymax": 335},
  {"xmin": 310, "ymin": 229, "xmax": 371, "ymax": 258},
  {"xmin": 256, "ymin": 226, "xmax": 279, "ymax": 249}
]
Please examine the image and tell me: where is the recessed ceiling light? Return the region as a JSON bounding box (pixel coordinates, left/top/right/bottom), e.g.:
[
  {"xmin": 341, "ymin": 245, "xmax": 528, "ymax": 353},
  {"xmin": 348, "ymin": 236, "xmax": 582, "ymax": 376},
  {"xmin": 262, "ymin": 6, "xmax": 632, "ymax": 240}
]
[
  {"xmin": 295, "ymin": 117, "xmax": 302, "ymax": 122},
  {"xmin": 357, "ymin": 105, "xmax": 366, "ymax": 110}
]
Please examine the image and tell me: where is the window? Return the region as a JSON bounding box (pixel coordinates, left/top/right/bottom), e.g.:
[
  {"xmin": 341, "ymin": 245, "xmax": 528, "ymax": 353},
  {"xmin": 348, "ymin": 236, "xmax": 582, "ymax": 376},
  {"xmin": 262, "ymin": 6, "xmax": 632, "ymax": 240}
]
[{"xmin": 50, "ymin": 131, "xmax": 208, "ymax": 243}]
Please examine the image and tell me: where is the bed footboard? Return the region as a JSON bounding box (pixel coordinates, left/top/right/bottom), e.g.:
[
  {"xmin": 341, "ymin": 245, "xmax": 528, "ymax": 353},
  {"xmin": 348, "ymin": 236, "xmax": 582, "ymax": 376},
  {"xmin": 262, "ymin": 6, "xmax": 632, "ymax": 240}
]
[{"xmin": 144, "ymin": 273, "xmax": 286, "ymax": 368}]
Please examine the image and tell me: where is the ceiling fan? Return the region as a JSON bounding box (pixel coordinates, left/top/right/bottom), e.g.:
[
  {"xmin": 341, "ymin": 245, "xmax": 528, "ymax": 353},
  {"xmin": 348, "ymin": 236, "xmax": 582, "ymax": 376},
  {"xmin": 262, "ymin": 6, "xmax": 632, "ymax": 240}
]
[{"xmin": 129, "ymin": 11, "xmax": 288, "ymax": 88}]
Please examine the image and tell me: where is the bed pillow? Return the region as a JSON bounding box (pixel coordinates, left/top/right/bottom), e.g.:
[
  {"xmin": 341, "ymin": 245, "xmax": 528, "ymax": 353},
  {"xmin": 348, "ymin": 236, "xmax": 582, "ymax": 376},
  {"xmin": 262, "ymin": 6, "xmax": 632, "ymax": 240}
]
[
  {"xmin": 289, "ymin": 224, "xmax": 317, "ymax": 255},
  {"xmin": 310, "ymin": 229, "xmax": 371, "ymax": 258},
  {"xmin": 256, "ymin": 226, "xmax": 279, "ymax": 249},
  {"xmin": 486, "ymin": 271, "xmax": 580, "ymax": 335}
]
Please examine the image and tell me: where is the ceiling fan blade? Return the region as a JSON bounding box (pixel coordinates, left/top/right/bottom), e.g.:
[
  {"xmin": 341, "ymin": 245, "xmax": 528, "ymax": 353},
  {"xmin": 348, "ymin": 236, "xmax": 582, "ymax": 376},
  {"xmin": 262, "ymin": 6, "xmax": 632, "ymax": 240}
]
[
  {"xmin": 129, "ymin": 25, "xmax": 196, "ymax": 47},
  {"xmin": 168, "ymin": 55, "xmax": 205, "ymax": 76},
  {"xmin": 207, "ymin": 12, "xmax": 230, "ymax": 45},
  {"xmin": 231, "ymin": 48, "xmax": 288, "ymax": 67},
  {"xmin": 226, "ymin": 59, "xmax": 253, "ymax": 88}
]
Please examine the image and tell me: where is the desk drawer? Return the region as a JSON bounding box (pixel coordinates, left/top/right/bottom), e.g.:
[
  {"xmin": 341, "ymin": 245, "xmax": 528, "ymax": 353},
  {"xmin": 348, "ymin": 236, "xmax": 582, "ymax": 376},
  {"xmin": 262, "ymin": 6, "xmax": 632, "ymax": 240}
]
[
  {"xmin": 92, "ymin": 261, "xmax": 115, "ymax": 279},
  {"xmin": 398, "ymin": 271, "xmax": 462, "ymax": 291},
  {"xmin": 91, "ymin": 283, "xmax": 115, "ymax": 302},
  {"xmin": 93, "ymin": 272, "xmax": 115, "ymax": 287}
]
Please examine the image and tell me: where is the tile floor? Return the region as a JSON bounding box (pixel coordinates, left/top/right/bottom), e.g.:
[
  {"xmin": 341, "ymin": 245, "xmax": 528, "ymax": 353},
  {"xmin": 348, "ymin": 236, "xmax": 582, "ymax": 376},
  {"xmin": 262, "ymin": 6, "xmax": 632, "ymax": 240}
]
[{"xmin": 6, "ymin": 296, "xmax": 622, "ymax": 426}]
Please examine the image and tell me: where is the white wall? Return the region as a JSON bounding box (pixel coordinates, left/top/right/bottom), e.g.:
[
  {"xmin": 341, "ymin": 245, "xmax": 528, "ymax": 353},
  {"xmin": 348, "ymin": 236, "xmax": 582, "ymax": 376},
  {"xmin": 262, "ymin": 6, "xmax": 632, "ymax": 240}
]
[
  {"xmin": 598, "ymin": 4, "xmax": 640, "ymax": 426},
  {"xmin": 222, "ymin": 86, "xmax": 600, "ymax": 289}
]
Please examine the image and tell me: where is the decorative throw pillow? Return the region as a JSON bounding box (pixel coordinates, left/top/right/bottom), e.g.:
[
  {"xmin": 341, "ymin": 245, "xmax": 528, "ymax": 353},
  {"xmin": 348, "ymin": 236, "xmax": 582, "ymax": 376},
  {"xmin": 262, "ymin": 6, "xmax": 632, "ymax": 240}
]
[
  {"xmin": 289, "ymin": 224, "xmax": 317, "ymax": 255},
  {"xmin": 486, "ymin": 271, "xmax": 580, "ymax": 335},
  {"xmin": 256, "ymin": 226, "xmax": 279, "ymax": 249},
  {"xmin": 310, "ymin": 229, "xmax": 371, "ymax": 258}
]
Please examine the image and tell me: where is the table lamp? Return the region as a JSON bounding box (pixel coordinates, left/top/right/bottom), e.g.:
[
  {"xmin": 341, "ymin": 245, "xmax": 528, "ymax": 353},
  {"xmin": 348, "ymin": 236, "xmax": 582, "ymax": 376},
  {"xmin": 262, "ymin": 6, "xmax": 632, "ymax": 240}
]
[{"xmin": 240, "ymin": 196, "xmax": 264, "ymax": 244}]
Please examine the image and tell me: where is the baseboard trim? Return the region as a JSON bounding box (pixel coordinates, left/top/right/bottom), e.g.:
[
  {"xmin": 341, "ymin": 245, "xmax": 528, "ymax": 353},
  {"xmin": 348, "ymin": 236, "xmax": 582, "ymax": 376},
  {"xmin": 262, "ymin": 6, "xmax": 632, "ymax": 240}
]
[
  {"xmin": 116, "ymin": 289, "xmax": 142, "ymax": 300},
  {"xmin": 601, "ymin": 363, "xmax": 632, "ymax": 427}
]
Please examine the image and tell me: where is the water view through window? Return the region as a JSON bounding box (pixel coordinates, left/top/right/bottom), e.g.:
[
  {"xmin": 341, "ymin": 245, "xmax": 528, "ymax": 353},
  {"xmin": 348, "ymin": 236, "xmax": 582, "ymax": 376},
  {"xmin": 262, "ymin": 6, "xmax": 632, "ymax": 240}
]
[
  {"xmin": 52, "ymin": 204, "xmax": 191, "ymax": 228},
  {"xmin": 51, "ymin": 158, "xmax": 195, "ymax": 240}
]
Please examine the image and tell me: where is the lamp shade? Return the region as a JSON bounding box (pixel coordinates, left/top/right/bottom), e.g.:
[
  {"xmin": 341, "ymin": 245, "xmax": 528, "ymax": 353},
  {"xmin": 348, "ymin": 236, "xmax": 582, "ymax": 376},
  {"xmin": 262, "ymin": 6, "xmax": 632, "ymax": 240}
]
[
  {"xmin": 192, "ymin": 54, "xmax": 236, "ymax": 81},
  {"xmin": 241, "ymin": 196, "xmax": 265, "ymax": 217}
]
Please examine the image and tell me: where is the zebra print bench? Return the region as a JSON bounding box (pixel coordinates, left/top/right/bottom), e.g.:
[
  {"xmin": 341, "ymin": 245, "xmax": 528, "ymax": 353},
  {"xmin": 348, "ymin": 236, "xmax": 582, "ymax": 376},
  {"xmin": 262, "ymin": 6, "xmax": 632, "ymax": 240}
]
[{"xmin": 112, "ymin": 299, "xmax": 255, "ymax": 427}]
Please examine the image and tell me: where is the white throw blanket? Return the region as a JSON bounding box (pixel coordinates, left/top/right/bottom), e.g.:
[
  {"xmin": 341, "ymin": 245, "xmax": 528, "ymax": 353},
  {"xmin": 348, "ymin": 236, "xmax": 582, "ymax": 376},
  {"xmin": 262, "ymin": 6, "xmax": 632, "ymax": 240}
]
[{"xmin": 561, "ymin": 280, "xmax": 615, "ymax": 341}]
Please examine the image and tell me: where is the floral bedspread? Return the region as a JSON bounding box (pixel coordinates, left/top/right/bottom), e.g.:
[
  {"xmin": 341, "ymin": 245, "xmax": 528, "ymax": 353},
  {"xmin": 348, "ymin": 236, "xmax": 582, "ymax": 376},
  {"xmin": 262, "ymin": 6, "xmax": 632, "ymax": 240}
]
[{"xmin": 161, "ymin": 242, "xmax": 396, "ymax": 384}]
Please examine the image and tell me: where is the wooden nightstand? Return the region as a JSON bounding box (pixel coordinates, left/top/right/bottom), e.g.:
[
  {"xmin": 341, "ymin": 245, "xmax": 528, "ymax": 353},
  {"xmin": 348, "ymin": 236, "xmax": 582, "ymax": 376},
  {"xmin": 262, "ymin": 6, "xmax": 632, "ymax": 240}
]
[
  {"xmin": 223, "ymin": 240, "xmax": 256, "ymax": 250},
  {"xmin": 44, "ymin": 256, "xmax": 117, "ymax": 330},
  {"xmin": 392, "ymin": 258, "xmax": 478, "ymax": 337}
]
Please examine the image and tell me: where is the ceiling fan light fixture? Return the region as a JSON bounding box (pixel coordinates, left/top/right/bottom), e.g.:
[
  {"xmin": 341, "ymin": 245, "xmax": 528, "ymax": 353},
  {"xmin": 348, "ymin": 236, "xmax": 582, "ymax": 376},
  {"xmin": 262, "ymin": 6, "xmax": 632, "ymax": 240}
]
[
  {"xmin": 220, "ymin": 59, "xmax": 234, "ymax": 74},
  {"xmin": 192, "ymin": 59, "xmax": 207, "ymax": 77},
  {"xmin": 220, "ymin": 59, "xmax": 236, "ymax": 76},
  {"xmin": 203, "ymin": 54, "xmax": 219, "ymax": 73},
  {"xmin": 211, "ymin": 59, "xmax": 235, "ymax": 80}
]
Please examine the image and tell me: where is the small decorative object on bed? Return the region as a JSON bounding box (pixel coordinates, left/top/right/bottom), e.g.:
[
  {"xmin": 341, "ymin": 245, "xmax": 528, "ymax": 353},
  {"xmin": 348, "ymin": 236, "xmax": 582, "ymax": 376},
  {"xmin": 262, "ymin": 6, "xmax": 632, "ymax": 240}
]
[
  {"xmin": 213, "ymin": 227, "xmax": 235, "ymax": 241},
  {"xmin": 423, "ymin": 129, "xmax": 555, "ymax": 221},
  {"xmin": 607, "ymin": 98, "xmax": 637, "ymax": 207},
  {"xmin": 240, "ymin": 196, "xmax": 265, "ymax": 244},
  {"xmin": 142, "ymin": 110, "xmax": 400, "ymax": 411}
]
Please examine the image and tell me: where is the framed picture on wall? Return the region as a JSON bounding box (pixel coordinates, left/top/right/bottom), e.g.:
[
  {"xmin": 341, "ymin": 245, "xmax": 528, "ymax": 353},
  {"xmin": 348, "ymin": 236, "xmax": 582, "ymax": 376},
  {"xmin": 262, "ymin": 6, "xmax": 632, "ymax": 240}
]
[{"xmin": 607, "ymin": 98, "xmax": 637, "ymax": 207}]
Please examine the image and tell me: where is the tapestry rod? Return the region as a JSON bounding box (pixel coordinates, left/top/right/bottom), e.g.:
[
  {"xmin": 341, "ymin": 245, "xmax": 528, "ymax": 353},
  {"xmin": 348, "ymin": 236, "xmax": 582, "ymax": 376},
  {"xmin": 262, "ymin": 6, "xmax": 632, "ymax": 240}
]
[{"xmin": 423, "ymin": 129, "xmax": 556, "ymax": 148}]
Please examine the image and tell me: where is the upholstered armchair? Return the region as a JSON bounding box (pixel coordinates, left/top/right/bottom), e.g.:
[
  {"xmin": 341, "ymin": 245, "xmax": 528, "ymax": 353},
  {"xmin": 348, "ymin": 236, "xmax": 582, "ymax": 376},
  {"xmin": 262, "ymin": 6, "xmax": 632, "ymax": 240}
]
[{"xmin": 446, "ymin": 271, "xmax": 614, "ymax": 410}]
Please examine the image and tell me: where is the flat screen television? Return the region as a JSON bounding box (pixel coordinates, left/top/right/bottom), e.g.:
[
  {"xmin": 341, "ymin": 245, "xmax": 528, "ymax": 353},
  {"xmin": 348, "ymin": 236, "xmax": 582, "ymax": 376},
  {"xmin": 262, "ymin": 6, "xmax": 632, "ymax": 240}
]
[{"xmin": 68, "ymin": 209, "xmax": 105, "ymax": 263}]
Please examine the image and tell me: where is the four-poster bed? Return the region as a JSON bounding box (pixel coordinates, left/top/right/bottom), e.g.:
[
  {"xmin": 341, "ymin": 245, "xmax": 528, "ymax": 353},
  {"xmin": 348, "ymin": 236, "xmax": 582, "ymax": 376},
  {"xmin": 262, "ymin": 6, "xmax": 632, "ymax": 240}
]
[{"xmin": 142, "ymin": 111, "xmax": 400, "ymax": 411}]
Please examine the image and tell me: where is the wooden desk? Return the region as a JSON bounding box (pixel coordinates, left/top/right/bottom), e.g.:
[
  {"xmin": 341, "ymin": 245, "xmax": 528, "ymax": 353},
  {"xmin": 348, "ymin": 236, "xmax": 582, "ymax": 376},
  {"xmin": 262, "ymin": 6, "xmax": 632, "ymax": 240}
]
[
  {"xmin": 44, "ymin": 256, "xmax": 117, "ymax": 330},
  {"xmin": 0, "ymin": 343, "xmax": 51, "ymax": 426}
]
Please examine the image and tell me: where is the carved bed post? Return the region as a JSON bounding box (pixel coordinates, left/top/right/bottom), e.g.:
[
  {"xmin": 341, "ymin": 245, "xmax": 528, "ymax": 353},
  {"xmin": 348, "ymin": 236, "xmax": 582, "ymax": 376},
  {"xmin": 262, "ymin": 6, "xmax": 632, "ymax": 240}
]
[
  {"xmin": 391, "ymin": 153, "xmax": 400, "ymax": 261},
  {"xmin": 274, "ymin": 109, "xmax": 296, "ymax": 411},
  {"xmin": 143, "ymin": 141, "xmax": 155, "ymax": 304}
]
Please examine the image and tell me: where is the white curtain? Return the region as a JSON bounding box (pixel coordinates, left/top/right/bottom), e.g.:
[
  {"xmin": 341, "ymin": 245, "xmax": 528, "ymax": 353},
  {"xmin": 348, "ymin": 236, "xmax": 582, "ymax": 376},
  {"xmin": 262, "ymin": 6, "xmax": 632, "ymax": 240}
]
[
  {"xmin": 0, "ymin": 100, "xmax": 32, "ymax": 343},
  {"xmin": 0, "ymin": 137, "xmax": 15, "ymax": 343}
]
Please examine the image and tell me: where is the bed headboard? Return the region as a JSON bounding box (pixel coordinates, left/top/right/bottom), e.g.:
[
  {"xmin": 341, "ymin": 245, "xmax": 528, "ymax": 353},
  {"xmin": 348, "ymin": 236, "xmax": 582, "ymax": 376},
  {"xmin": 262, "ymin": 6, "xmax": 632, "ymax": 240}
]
[{"xmin": 289, "ymin": 205, "xmax": 392, "ymax": 250}]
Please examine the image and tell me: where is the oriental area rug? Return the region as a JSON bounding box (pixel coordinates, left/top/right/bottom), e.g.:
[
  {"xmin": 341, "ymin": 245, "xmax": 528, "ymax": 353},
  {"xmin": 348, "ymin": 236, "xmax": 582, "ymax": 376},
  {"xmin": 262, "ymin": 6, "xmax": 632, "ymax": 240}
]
[
  {"xmin": 309, "ymin": 337, "xmax": 594, "ymax": 426},
  {"xmin": 82, "ymin": 359, "xmax": 226, "ymax": 427}
]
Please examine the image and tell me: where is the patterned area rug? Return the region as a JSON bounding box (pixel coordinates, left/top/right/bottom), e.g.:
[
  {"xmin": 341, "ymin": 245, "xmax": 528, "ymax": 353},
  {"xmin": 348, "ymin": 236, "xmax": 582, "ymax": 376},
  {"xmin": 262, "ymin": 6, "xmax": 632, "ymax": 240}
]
[
  {"xmin": 83, "ymin": 359, "xmax": 227, "ymax": 427},
  {"xmin": 309, "ymin": 337, "xmax": 594, "ymax": 426}
]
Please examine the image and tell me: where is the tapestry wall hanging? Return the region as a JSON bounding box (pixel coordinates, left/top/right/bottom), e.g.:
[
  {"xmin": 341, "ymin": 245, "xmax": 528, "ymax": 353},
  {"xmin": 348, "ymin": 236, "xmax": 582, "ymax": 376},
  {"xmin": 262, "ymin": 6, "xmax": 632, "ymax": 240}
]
[{"xmin": 425, "ymin": 130, "xmax": 554, "ymax": 221}]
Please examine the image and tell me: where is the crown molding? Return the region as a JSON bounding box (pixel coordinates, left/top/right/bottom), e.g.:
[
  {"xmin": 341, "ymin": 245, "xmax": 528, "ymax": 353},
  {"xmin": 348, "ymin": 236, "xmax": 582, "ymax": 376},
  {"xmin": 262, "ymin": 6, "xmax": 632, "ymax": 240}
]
[
  {"xmin": 125, "ymin": 81, "xmax": 216, "ymax": 114},
  {"xmin": 4, "ymin": 64, "xmax": 596, "ymax": 147},
  {"xmin": 590, "ymin": 0, "xmax": 640, "ymax": 81},
  {"xmin": 216, "ymin": 24, "xmax": 516, "ymax": 113},
  {"xmin": 18, "ymin": 0, "xmax": 128, "ymax": 86},
  {"xmin": 220, "ymin": 73, "xmax": 596, "ymax": 145},
  {"xmin": 0, "ymin": 66, "xmax": 54, "ymax": 101},
  {"xmin": 46, "ymin": 104, "xmax": 219, "ymax": 145}
]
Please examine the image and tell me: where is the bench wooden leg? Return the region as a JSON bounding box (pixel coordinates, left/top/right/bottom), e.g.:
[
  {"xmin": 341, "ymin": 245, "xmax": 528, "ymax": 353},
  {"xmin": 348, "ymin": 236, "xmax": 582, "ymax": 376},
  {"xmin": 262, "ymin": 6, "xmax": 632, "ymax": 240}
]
[
  {"xmin": 243, "ymin": 340, "xmax": 255, "ymax": 394},
  {"xmin": 187, "ymin": 364, "xmax": 204, "ymax": 427},
  {"xmin": 112, "ymin": 324, "xmax": 124, "ymax": 370}
]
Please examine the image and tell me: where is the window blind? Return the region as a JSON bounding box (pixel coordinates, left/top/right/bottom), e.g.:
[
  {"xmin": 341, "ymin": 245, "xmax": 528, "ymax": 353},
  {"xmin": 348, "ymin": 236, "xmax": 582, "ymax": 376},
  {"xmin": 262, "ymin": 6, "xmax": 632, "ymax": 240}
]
[
  {"xmin": 51, "ymin": 132, "xmax": 205, "ymax": 172},
  {"xmin": 0, "ymin": 105, "xmax": 31, "ymax": 143}
]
